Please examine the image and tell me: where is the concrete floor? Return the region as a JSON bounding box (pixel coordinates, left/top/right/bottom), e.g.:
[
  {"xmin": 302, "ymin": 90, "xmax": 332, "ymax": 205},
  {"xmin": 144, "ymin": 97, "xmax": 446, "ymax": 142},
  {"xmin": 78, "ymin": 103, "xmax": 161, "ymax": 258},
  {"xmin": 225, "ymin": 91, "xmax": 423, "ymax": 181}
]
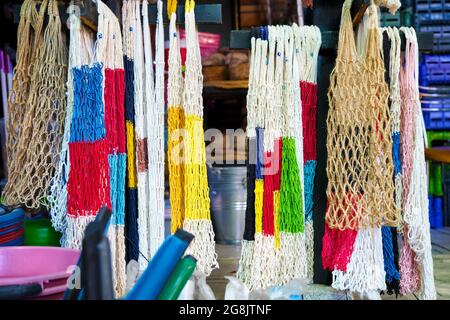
[{"xmin": 207, "ymin": 228, "xmax": 450, "ymax": 300}]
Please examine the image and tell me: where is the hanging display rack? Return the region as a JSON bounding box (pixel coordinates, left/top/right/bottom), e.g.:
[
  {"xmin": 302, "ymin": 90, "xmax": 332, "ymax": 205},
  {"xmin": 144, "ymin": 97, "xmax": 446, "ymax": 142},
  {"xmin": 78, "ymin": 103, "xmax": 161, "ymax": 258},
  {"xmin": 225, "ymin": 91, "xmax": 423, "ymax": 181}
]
[{"xmin": 12, "ymin": 2, "xmax": 222, "ymax": 27}]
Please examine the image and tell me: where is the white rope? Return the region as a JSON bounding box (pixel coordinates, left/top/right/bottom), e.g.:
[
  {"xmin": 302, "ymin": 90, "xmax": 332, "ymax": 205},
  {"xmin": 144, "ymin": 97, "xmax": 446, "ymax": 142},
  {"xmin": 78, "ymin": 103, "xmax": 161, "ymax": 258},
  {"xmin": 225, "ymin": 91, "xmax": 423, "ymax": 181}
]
[
  {"xmin": 262, "ymin": 28, "xmax": 275, "ymax": 147},
  {"xmin": 382, "ymin": 27, "xmax": 403, "ymax": 232},
  {"xmin": 147, "ymin": 0, "xmax": 166, "ymax": 258},
  {"xmin": 332, "ymin": 227, "xmax": 386, "ymax": 296},
  {"xmin": 167, "ymin": 11, "xmax": 183, "ymax": 109},
  {"xmin": 263, "ymin": 26, "xmax": 283, "ymax": 152},
  {"xmin": 282, "ymin": 26, "xmax": 294, "ymax": 138},
  {"xmin": 255, "ymin": 38, "xmax": 268, "ymax": 131},
  {"xmin": 245, "ymin": 36, "xmax": 257, "ymax": 139},
  {"xmin": 277, "ymin": 26, "xmax": 308, "ymax": 284},
  {"xmin": 298, "ymin": 26, "xmax": 321, "ymax": 83},
  {"xmin": 292, "ymin": 23, "xmax": 304, "ymax": 204}
]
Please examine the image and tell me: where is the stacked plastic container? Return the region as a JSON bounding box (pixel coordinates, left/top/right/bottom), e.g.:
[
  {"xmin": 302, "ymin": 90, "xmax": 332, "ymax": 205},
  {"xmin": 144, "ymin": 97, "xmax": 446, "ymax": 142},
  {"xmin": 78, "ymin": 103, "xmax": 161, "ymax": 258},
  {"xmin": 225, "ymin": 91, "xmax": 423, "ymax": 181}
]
[
  {"xmin": 417, "ymin": 0, "xmax": 450, "ymax": 51},
  {"xmin": 416, "ymin": 1, "xmax": 450, "ymax": 229},
  {"xmin": 423, "ymin": 109, "xmax": 450, "ymax": 229}
]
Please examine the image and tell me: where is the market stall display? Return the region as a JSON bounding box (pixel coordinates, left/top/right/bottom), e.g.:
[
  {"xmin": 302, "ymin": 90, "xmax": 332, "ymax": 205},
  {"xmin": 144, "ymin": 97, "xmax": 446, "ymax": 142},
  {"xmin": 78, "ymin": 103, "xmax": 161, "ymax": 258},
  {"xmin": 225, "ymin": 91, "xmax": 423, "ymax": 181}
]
[{"xmin": 0, "ymin": 0, "xmax": 442, "ymax": 302}]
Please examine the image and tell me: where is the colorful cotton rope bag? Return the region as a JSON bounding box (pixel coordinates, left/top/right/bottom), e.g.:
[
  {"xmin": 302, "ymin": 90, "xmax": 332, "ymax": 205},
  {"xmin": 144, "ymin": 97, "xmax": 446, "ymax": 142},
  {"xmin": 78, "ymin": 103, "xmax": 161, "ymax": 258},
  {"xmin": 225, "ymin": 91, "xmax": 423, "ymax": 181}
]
[
  {"xmin": 381, "ymin": 26, "xmax": 402, "ymax": 294},
  {"xmin": 323, "ymin": 0, "xmax": 367, "ymax": 273},
  {"xmin": 167, "ymin": 0, "xmax": 185, "ymax": 235},
  {"xmin": 238, "ymin": 25, "xmax": 321, "ymax": 290},
  {"xmin": 182, "ymin": 0, "xmax": 218, "ymax": 277},
  {"xmin": 294, "ymin": 24, "xmax": 321, "ymax": 281},
  {"xmin": 122, "ymin": 0, "xmax": 139, "ymax": 263},
  {"xmin": 95, "ymin": 1, "xmax": 127, "ymax": 296},
  {"xmin": 398, "ymin": 27, "xmax": 436, "ymax": 300}
]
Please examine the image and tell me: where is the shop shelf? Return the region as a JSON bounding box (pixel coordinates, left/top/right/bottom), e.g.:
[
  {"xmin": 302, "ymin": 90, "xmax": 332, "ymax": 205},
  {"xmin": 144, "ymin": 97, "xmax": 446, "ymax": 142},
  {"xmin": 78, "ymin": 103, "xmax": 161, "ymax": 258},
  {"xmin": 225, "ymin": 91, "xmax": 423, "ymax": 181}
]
[
  {"xmin": 422, "ymin": 98, "xmax": 450, "ymax": 129},
  {"xmin": 416, "ymin": 0, "xmax": 450, "ymax": 22},
  {"xmin": 420, "ymin": 54, "xmax": 450, "ymax": 85},
  {"xmin": 419, "ymin": 25, "xmax": 450, "ymax": 52}
]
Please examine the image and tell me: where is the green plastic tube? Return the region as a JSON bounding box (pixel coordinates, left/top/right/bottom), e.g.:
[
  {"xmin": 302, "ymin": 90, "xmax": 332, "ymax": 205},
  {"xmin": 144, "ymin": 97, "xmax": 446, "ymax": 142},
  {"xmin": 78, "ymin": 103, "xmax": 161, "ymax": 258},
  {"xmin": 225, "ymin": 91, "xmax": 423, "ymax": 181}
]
[{"xmin": 158, "ymin": 255, "xmax": 197, "ymax": 300}]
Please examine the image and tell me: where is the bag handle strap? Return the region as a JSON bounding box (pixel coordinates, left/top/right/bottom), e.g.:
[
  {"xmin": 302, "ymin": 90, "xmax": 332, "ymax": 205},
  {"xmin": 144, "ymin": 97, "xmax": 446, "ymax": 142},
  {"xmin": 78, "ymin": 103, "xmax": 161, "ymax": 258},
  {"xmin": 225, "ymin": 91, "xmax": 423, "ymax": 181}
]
[{"xmin": 337, "ymin": 0, "xmax": 358, "ymax": 62}]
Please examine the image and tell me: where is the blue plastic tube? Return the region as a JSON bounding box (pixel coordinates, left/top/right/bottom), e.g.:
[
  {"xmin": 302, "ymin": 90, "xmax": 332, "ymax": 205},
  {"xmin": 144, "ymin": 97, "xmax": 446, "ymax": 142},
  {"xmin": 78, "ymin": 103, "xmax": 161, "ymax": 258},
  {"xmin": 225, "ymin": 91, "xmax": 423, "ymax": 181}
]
[{"xmin": 125, "ymin": 229, "xmax": 194, "ymax": 300}]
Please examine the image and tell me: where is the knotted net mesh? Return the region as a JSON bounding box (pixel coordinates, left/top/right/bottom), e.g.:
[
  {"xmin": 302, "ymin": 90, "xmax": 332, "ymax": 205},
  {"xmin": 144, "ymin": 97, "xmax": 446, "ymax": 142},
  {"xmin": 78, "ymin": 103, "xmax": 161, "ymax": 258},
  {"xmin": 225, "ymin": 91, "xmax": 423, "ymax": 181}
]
[{"xmin": 3, "ymin": 0, "xmax": 67, "ymax": 209}]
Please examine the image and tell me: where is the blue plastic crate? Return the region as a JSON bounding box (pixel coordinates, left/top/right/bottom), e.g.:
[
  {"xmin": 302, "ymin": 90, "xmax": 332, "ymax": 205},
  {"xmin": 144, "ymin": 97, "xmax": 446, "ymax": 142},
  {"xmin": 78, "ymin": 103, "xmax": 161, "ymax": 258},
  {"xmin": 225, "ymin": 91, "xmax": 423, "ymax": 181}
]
[
  {"xmin": 419, "ymin": 24, "xmax": 450, "ymax": 52},
  {"xmin": 428, "ymin": 195, "xmax": 445, "ymax": 228},
  {"xmin": 420, "ymin": 54, "xmax": 450, "ymax": 84},
  {"xmin": 422, "ymin": 98, "xmax": 450, "ymax": 130},
  {"xmin": 416, "ymin": 0, "xmax": 450, "ymax": 22},
  {"xmin": 429, "ymin": 195, "xmax": 435, "ymax": 227}
]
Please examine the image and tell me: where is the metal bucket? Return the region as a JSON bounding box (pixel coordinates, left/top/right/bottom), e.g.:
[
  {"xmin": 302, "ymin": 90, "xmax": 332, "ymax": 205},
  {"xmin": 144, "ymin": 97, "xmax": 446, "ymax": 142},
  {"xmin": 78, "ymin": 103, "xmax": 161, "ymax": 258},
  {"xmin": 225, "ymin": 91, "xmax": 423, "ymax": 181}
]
[{"xmin": 207, "ymin": 164, "xmax": 247, "ymax": 245}]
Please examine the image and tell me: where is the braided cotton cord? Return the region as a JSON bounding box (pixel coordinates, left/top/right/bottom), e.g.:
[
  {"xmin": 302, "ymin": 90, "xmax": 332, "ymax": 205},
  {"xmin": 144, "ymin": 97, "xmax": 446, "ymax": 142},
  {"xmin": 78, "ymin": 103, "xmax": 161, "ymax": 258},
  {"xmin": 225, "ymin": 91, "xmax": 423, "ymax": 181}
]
[
  {"xmin": 64, "ymin": 0, "xmax": 118, "ymax": 251},
  {"xmin": 132, "ymin": 0, "xmax": 149, "ymax": 271},
  {"xmin": 122, "ymin": 0, "xmax": 139, "ymax": 263},
  {"xmin": 3, "ymin": 0, "xmax": 68, "ymax": 208},
  {"xmin": 332, "ymin": 228, "xmax": 386, "ymax": 297},
  {"xmin": 400, "ymin": 27, "xmax": 436, "ymax": 300},
  {"xmin": 272, "ymin": 27, "xmax": 284, "ymax": 148},
  {"xmin": 291, "ymin": 23, "xmax": 304, "ymax": 209},
  {"xmin": 321, "ymin": 2, "xmax": 362, "ymax": 270},
  {"xmin": 335, "ymin": 5, "xmax": 392, "ymax": 296},
  {"xmin": 381, "ymin": 226, "xmax": 400, "ymax": 289},
  {"xmin": 5, "ymin": 0, "xmax": 36, "ymax": 171},
  {"xmin": 241, "ymin": 29, "xmax": 273, "ymax": 290},
  {"xmin": 97, "ymin": 0, "xmax": 127, "ymax": 297},
  {"xmin": 167, "ymin": 1, "xmax": 185, "ymax": 234},
  {"xmin": 5, "ymin": 0, "xmax": 39, "ymax": 168},
  {"xmin": 292, "ymin": 28, "xmax": 309, "ymax": 282},
  {"xmin": 256, "ymin": 38, "xmax": 268, "ymax": 131},
  {"xmin": 386, "ymin": 27, "xmax": 403, "ymax": 228},
  {"xmin": 323, "ymin": 0, "xmax": 363, "ymax": 277},
  {"xmin": 246, "ymin": 36, "xmax": 257, "ymax": 139},
  {"xmin": 296, "ymin": 25, "xmax": 321, "ymax": 281},
  {"xmin": 379, "ymin": 27, "xmax": 402, "ymax": 292},
  {"xmin": 399, "ymin": 232, "xmax": 421, "ymax": 295},
  {"xmin": 325, "ymin": 0, "xmax": 370, "ymax": 230},
  {"xmin": 182, "ymin": 0, "xmax": 218, "ymax": 276},
  {"xmin": 277, "ymin": 26, "xmax": 307, "ymax": 283},
  {"xmin": 145, "ymin": 0, "xmax": 165, "ymax": 259},
  {"xmin": 263, "ymin": 26, "xmax": 276, "ymax": 148},
  {"xmin": 326, "ymin": 4, "xmax": 388, "ymax": 297},
  {"xmin": 238, "ymin": 32, "xmax": 260, "ymax": 288},
  {"xmin": 239, "ymin": 25, "xmax": 321, "ymax": 289},
  {"xmin": 48, "ymin": 6, "xmax": 90, "ymax": 234},
  {"xmin": 398, "ymin": 26, "xmax": 422, "ymax": 296},
  {"xmin": 363, "ymin": 6, "xmax": 397, "ymax": 228},
  {"xmin": 257, "ymin": 26, "xmax": 284, "ymax": 288}
]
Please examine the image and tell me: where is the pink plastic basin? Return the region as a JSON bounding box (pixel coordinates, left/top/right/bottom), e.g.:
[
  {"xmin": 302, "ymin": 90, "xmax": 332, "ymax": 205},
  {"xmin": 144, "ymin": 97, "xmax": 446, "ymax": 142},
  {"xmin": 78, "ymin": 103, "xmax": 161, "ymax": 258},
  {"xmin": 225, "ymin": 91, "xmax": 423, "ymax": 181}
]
[{"xmin": 0, "ymin": 246, "xmax": 80, "ymax": 299}]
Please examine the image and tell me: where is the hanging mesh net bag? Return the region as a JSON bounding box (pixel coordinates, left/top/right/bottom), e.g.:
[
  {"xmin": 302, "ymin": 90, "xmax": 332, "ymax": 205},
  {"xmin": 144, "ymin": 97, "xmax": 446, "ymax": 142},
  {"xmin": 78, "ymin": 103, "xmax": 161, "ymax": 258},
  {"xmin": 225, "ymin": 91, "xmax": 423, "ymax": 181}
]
[
  {"xmin": 3, "ymin": 0, "xmax": 67, "ymax": 209},
  {"xmin": 182, "ymin": 0, "xmax": 218, "ymax": 277}
]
